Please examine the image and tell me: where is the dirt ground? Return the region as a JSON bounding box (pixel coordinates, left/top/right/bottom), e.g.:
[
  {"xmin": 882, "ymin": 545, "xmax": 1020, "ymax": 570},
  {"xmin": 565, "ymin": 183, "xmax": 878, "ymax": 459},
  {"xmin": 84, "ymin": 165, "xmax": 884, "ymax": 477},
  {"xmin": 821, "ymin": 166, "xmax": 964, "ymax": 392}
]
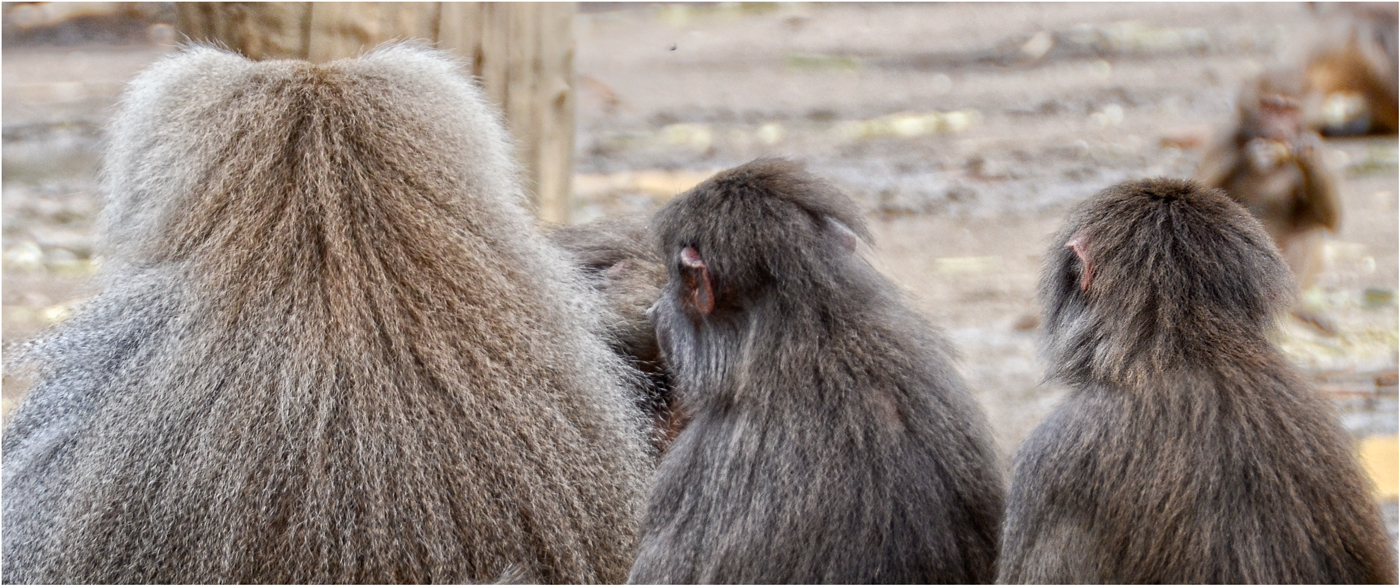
[{"xmin": 3, "ymin": 2, "xmax": 1397, "ymax": 541}]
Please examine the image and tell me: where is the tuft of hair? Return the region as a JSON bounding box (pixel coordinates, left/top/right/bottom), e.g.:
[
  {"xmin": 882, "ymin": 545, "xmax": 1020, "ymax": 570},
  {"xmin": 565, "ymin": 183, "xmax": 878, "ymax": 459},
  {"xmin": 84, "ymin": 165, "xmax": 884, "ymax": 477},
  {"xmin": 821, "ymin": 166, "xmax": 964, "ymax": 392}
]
[
  {"xmin": 551, "ymin": 215, "xmax": 667, "ymax": 366},
  {"xmin": 2, "ymin": 43, "xmax": 649, "ymax": 584},
  {"xmin": 549, "ymin": 215, "xmax": 673, "ymax": 450},
  {"xmin": 552, "ymin": 215, "xmax": 657, "ymax": 274},
  {"xmin": 1040, "ymin": 178, "xmax": 1294, "ymax": 387}
]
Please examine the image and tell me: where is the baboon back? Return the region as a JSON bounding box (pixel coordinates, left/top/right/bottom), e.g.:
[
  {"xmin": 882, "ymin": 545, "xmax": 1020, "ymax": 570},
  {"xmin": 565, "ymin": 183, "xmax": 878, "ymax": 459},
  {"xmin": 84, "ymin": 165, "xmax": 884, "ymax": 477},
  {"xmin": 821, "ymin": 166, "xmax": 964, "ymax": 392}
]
[
  {"xmin": 629, "ymin": 160, "xmax": 1004, "ymax": 584},
  {"xmin": 1, "ymin": 45, "xmax": 649, "ymax": 584},
  {"xmin": 999, "ymin": 179, "xmax": 1396, "ymax": 584}
]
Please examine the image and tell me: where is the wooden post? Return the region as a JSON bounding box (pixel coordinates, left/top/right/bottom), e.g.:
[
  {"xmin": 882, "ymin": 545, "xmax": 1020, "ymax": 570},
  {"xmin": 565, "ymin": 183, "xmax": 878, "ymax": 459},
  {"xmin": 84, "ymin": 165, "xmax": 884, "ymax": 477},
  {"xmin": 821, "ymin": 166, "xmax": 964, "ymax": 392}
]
[{"xmin": 175, "ymin": 2, "xmax": 576, "ymax": 224}]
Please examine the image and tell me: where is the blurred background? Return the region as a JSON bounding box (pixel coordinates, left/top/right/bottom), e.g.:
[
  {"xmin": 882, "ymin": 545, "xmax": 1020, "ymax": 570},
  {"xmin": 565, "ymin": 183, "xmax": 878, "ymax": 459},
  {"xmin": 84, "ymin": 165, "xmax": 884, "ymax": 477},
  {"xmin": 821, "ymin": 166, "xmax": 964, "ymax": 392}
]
[{"xmin": 2, "ymin": 1, "xmax": 1396, "ymax": 544}]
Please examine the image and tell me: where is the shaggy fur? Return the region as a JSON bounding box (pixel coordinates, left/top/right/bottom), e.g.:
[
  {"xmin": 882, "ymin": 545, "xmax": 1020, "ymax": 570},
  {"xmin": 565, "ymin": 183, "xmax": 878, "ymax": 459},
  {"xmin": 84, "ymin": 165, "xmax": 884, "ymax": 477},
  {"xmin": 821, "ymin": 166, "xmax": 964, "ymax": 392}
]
[
  {"xmin": 549, "ymin": 216, "xmax": 676, "ymax": 452},
  {"xmin": 2, "ymin": 44, "xmax": 649, "ymax": 584},
  {"xmin": 628, "ymin": 159, "xmax": 1005, "ymax": 584},
  {"xmin": 999, "ymin": 178, "xmax": 1396, "ymax": 583}
]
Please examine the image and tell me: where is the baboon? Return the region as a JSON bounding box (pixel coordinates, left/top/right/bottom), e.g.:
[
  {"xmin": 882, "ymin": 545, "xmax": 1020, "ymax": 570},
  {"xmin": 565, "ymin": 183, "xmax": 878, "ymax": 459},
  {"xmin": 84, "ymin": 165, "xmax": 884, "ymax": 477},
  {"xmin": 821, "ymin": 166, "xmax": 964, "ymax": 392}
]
[
  {"xmin": 628, "ymin": 159, "xmax": 1005, "ymax": 584},
  {"xmin": 549, "ymin": 216, "xmax": 682, "ymax": 451},
  {"xmin": 999, "ymin": 178, "xmax": 1396, "ymax": 584},
  {"xmin": 1196, "ymin": 70, "xmax": 1341, "ymax": 330},
  {"xmin": 1304, "ymin": 2, "xmax": 1398, "ymax": 136},
  {"xmin": 1, "ymin": 44, "xmax": 650, "ymax": 584}
]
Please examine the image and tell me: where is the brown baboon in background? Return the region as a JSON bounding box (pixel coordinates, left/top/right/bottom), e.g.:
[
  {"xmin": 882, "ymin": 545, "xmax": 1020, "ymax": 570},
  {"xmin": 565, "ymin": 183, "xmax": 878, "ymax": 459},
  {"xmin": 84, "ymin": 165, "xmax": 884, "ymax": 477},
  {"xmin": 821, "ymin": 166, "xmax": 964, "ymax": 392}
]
[
  {"xmin": 998, "ymin": 178, "xmax": 1396, "ymax": 584},
  {"xmin": 1304, "ymin": 2, "xmax": 1398, "ymax": 136},
  {"xmin": 628, "ymin": 159, "xmax": 1004, "ymax": 584},
  {"xmin": 550, "ymin": 216, "xmax": 682, "ymax": 452},
  {"xmin": 1, "ymin": 44, "xmax": 650, "ymax": 584},
  {"xmin": 1196, "ymin": 70, "xmax": 1341, "ymax": 289}
]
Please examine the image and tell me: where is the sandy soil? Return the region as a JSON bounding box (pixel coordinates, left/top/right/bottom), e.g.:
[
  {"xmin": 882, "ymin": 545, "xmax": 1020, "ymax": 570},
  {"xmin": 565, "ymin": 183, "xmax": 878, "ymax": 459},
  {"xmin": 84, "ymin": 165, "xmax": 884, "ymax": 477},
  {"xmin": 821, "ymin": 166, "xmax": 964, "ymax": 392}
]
[
  {"xmin": 569, "ymin": 2, "xmax": 1398, "ymax": 450},
  {"xmin": 3, "ymin": 1, "xmax": 1396, "ymax": 538}
]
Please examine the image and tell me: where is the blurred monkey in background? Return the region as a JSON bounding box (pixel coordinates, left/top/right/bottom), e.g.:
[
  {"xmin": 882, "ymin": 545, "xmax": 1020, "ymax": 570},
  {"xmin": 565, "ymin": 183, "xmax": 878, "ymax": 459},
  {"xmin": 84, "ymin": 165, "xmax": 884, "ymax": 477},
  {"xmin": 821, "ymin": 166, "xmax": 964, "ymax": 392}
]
[
  {"xmin": 1304, "ymin": 2, "xmax": 1397, "ymax": 136},
  {"xmin": 1196, "ymin": 69, "xmax": 1342, "ymax": 331}
]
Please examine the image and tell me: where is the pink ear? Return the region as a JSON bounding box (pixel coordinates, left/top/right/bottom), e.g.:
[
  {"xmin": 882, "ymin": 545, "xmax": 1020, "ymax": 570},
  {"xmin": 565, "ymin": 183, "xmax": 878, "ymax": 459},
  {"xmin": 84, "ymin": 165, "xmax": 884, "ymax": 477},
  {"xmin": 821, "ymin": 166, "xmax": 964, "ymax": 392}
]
[
  {"xmin": 680, "ymin": 247, "xmax": 715, "ymax": 315},
  {"xmin": 1065, "ymin": 230, "xmax": 1094, "ymax": 291}
]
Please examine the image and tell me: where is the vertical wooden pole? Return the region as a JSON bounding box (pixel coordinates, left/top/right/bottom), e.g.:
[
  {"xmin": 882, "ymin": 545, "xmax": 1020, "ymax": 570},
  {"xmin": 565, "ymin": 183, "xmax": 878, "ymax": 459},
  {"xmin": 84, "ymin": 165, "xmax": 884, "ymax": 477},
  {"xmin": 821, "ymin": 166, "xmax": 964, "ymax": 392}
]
[
  {"xmin": 175, "ymin": 2, "xmax": 314, "ymax": 60},
  {"xmin": 532, "ymin": 4, "xmax": 576, "ymax": 225}
]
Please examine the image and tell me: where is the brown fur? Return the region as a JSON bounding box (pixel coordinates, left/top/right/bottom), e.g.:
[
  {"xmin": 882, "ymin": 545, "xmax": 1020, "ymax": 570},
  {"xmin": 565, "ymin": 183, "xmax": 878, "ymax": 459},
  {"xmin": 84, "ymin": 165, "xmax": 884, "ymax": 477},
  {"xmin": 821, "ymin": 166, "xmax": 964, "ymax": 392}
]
[
  {"xmin": 1, "ymin": 44, "xmax": 649, "ymax": 584},
  {"xmin": 999, "ymin": 178, "xmax": 1396, "ymax": 584},
  {"xmin": 1305, "ymin": 2, "xmax": 1398, "ymax": 135},
  {"xmin": 1196, "ymin": 69, "xmax": 1341, "ymax": 295}
]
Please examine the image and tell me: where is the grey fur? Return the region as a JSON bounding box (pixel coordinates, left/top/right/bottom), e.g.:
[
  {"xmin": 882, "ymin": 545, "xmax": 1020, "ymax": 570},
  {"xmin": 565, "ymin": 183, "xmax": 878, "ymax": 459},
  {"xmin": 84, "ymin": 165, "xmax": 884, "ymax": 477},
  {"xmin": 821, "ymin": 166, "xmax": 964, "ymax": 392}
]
[
  {"xmin": 2, "ymin": 44, "xmax": 649, "ymax": 584},
  {"xmin": 628, "ymin": 159, "xmax": 1005, "ymax": 584},
  {"xmin": 999, "ymin": 178, "xmax": 1397, "ymax": 583},
  {"xmin": 549, "ymin": 216, "xmax": 677, "ymax": 452}
]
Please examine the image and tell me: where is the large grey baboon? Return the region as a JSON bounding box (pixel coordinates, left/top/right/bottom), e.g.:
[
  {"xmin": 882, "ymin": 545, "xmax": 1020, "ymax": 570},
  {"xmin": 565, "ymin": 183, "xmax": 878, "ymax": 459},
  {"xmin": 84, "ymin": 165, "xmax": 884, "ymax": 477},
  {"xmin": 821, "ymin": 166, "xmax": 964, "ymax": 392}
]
[{"xmin": 2, "ymin": 44, "xmax": 649, "ymax": 584}]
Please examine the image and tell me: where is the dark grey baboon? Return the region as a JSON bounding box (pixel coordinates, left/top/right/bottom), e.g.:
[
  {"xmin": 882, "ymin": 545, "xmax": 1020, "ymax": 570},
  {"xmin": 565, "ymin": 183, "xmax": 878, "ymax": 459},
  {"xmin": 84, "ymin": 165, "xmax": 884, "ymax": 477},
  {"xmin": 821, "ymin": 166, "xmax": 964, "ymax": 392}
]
[
  {"xmin": 999, "ymin": 178, "xmax": 1397, "ymax": 584},
  {"xmin": 628, "ymin": 159, "xmax": 1005, "ymax": 584},
  {"xmin": 549, "ymin": 216, "xmax": 681, "ymax": 451},
  {"xmin": 1, "ymin": 44, "xmax": 650, "ymax": 584}
]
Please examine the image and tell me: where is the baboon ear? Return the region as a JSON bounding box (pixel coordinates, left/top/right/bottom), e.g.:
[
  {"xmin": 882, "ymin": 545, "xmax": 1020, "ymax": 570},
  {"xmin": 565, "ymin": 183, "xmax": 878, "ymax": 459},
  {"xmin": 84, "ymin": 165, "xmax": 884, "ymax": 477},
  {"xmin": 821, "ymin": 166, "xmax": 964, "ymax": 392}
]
[
  {"xmin": 1065, "ymin": 229, "xmax": 1095, "ymax": 291},
  {"xmin": 680, "ymin": 246, "xmax": 715, "ymax": 315},
  {"xmin": 824, "ymin": 217, "xmax": 859, "ymax": 255}
]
